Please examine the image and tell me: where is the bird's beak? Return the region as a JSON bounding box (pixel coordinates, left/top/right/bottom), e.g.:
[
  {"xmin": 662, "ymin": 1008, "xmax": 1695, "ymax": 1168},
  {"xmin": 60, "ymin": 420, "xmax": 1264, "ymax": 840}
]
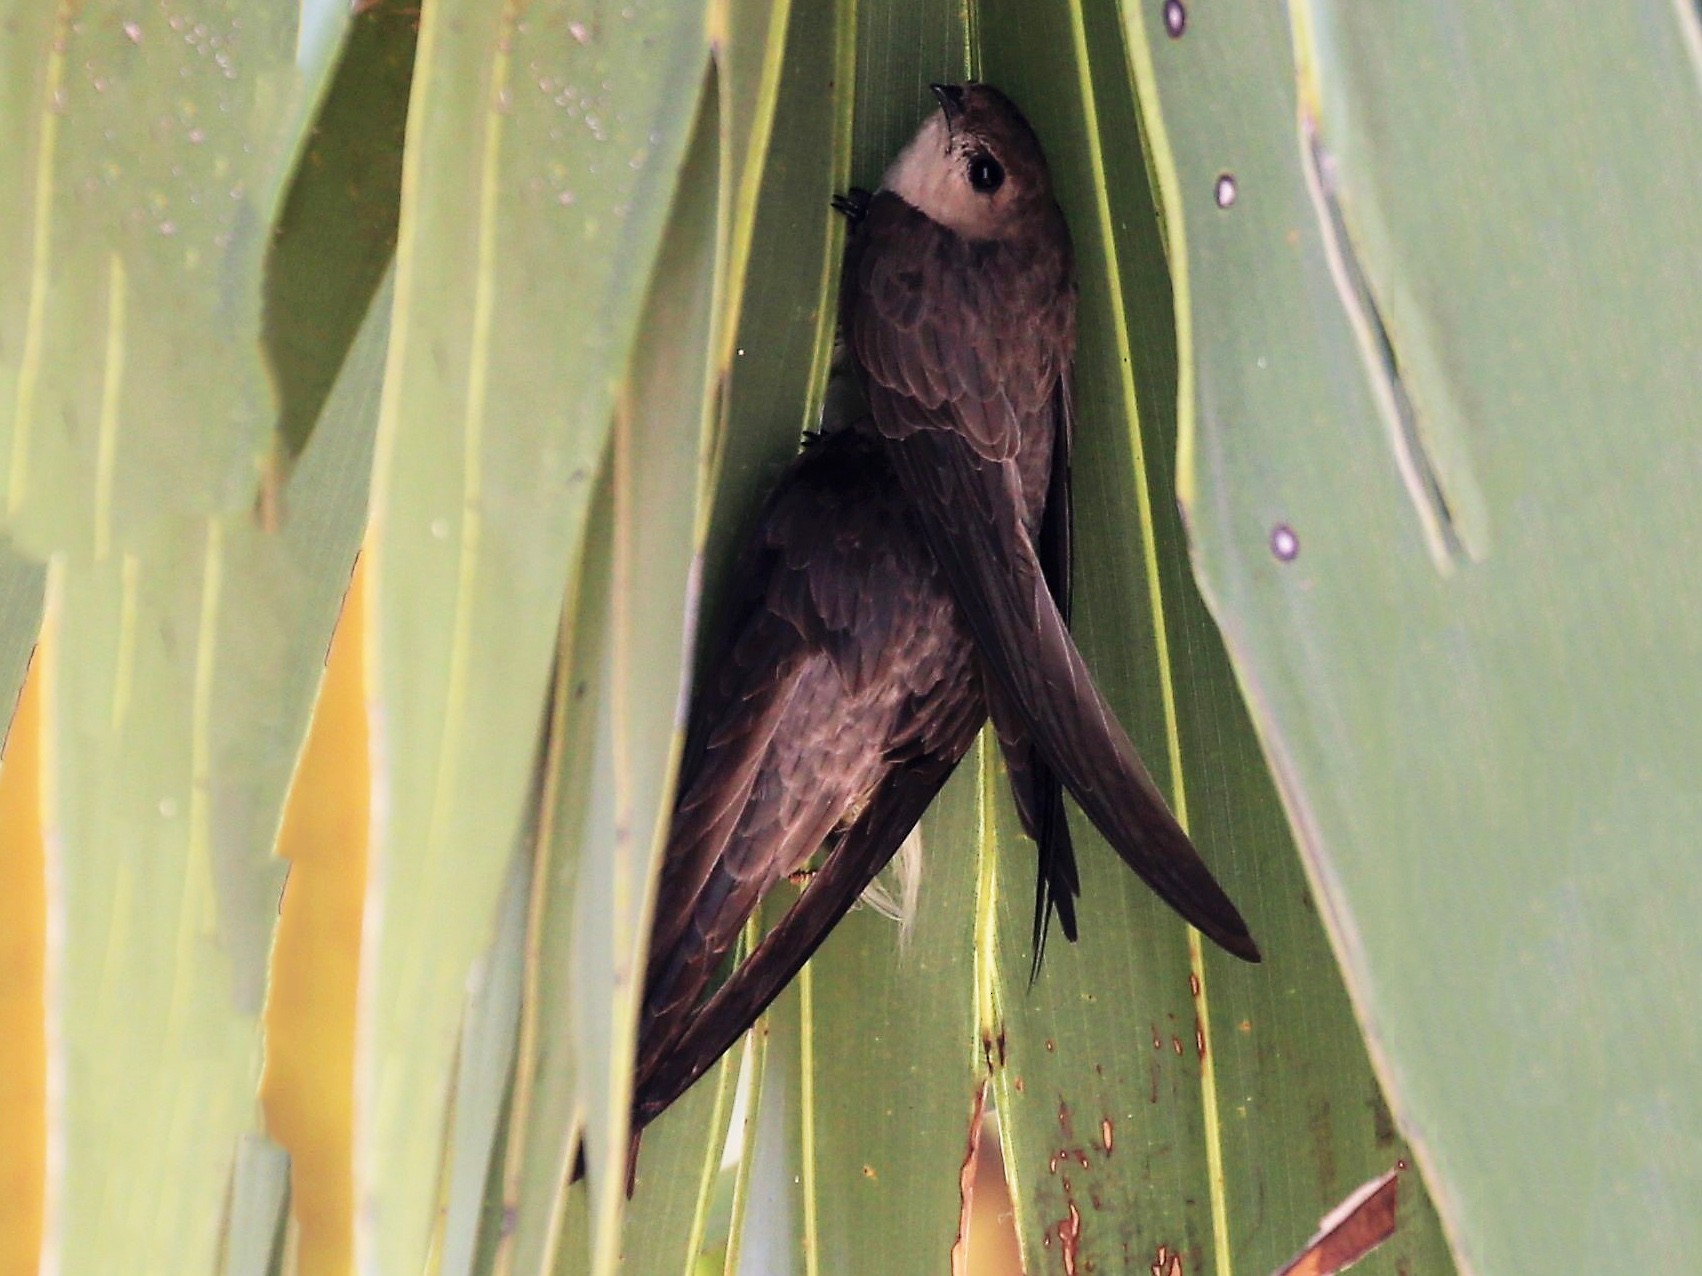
[{"xmin": 930, "ymin": 83, "xmax": 966, "ymax": 129}]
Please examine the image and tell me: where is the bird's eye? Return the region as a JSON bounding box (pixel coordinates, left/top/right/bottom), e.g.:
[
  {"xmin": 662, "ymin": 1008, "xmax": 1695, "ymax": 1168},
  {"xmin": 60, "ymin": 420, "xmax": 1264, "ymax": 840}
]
[{"xmin": 968, "ymin": 154, "xmax": 1005, "ymax": 194}]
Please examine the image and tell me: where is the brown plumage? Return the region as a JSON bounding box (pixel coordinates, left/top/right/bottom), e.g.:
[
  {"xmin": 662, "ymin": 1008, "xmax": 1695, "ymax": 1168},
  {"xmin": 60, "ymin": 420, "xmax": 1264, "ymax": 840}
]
[
  {"xmin": 633, "ymin": 426, "xmax": 983, "ymax": 1103},
  {"xmin": 629, "ymin": 83, "xmax": 1257, "ymax": 1142}
]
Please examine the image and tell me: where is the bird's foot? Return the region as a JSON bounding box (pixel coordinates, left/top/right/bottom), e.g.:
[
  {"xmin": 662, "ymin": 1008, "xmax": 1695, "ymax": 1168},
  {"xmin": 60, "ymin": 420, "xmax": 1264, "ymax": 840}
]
[{"xmin": 831, "ymin": 187, "xmax": 872, "ymax": 225}]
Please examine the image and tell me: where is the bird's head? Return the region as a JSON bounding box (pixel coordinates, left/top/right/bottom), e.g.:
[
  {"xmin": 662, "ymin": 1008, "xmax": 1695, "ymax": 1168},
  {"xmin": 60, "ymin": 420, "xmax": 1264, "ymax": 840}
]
[{"xmin": 881, "ymin": 83, "xmax": 1056, "ymax": 241}]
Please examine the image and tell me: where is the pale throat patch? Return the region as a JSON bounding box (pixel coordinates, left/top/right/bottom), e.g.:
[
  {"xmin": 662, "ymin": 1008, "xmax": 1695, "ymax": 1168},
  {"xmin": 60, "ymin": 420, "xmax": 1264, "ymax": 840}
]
[{"xmin": 881, "ymin": 110, "xmax": 999, "ymax": 239}]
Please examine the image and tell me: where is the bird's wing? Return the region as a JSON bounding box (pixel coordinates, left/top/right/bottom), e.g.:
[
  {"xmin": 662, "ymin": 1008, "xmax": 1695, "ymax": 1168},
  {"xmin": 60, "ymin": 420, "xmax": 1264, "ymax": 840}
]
[
  {"xmin": 640, "ymin": 434, "xmax": 879, "ymax": 1076},
  {"xmin": 635, "ymin": 711, "xmax": 976, "ymax": 1130},
  {"xmin": 638, "ymin": 427, "xmax": 984, "ymax": 1120},
  {"xmin": 638, "ymin": 582, "xmax": 814, "ymax": 1079},
  {"xmin": 993, "ymin": 373, "xmax": 1080, "ymax": 979},
  {"xmin": 874, "ymin": 413, "xmax": 1258, "ymax": 961},
  {"xmin": 1039, "ymin": 372, "xmax": 1075, "ymax": 625}
]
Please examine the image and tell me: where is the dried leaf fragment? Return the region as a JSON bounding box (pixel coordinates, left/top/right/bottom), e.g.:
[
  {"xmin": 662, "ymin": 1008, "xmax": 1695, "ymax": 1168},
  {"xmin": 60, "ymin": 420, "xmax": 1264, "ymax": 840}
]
[{"xmin": 1273, "ymin": 1162, "xmax": 1403, "ymax": 1276}]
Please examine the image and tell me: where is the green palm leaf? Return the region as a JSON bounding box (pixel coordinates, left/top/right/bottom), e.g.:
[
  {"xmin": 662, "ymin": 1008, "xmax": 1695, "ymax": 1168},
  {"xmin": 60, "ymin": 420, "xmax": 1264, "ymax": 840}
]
[{"xmin": 4, "ymin": 0, "xmax": 1687, "ymax": 1272}]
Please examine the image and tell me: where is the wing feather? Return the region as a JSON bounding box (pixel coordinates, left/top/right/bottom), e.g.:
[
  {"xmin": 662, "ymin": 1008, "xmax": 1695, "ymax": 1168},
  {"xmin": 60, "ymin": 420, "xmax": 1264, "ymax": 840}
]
[
  {"xmin": 880, "ymin": 424, "xmax": 1259, "ymax": 961},
  {"xmin": 635, "ymin": 736, "xmax": 974, "ymax": 1131}
]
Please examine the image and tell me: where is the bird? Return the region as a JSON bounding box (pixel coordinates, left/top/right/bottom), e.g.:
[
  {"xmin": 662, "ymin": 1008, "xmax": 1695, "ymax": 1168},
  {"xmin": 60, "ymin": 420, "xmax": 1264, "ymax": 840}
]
[{"xmin": 629, "ymin": 82, "xmax": 1258, "ymax": 1140}]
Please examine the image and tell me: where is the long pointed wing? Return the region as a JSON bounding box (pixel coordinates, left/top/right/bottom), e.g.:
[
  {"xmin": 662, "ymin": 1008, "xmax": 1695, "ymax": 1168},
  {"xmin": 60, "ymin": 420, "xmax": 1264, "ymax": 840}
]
[
  {"xmin": 637, "ymin": 482, "xmax": 817, "ymax": 1073},
  {"xmin": 1005, "ymin": 373, "xmax": 1081, "ymax": 975},
  {"xmin": 640, "ymin": 426, "xmax": 907, "ymax": 1081},
  {"xmin": 875, "ymin": 406, "xmax": 1259, "ymax": 963},
  {"xmin": 634, "ymin": 746, "xmax": 968, "ymax": 1130}
]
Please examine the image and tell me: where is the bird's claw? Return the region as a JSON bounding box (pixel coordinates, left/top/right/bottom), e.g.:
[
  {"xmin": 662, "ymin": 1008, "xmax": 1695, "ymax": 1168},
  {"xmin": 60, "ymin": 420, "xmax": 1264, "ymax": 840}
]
[{"xmin": 832, "ymin": 187, "xmax": 872, "ymax": 225}]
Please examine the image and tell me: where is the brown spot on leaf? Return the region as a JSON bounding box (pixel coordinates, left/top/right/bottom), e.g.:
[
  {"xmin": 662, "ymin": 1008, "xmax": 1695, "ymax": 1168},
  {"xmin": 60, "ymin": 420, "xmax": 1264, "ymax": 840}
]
[
  {"xmin": 950, "ymin": 1083, "xmax": 988, "ymax": 1276},
  {"xmin": 1368, "ymin": 1092, "xmax": 1397, "ymax": 1147},
  {"xmin": 1309, "ymin": 1098, "xmax": 1338, "ymax": 1200},
  {"xmin": 1057, "ymin": 1201, "xmax": 1082, "ymax": 1275}
]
